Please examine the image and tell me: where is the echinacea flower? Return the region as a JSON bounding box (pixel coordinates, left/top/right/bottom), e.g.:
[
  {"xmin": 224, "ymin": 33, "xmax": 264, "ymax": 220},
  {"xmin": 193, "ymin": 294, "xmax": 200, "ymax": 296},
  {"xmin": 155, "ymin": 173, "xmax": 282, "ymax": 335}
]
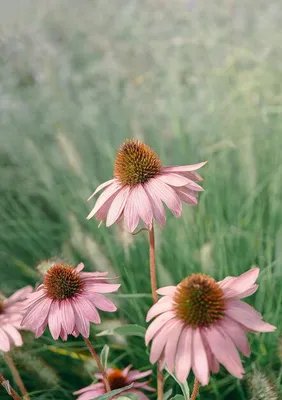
[
  {"xmin": 145, "ymin": 268, "xmax": 276, "ymax": 385},
  {"xmin": 73, "ymin": 365, "xmax": 155, "ymax": 400},
  {"xmin": 21, "ymin": 263, "xmax": 120, "ymax": 340},
  {"xmin": 0, "ymin": 286, "xmax": 32, "ymax": 352},
  {"xmin": 87, "ymin": 139, "xmax": 206, "ymax": 232}
]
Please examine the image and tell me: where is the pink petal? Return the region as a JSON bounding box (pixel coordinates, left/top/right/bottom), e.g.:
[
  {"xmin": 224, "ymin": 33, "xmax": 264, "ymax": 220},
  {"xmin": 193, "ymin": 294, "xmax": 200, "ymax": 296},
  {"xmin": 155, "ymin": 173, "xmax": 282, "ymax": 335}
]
[
  {"xmin": 86, "ymin": 181, "xmax": 122, "ymax": 220},
  {"xmin": 128, "ymin": 370, "xmax": 152, "ymax": 381},
  {"xmin": 220, "ymin": 268, "xmax": 260, "ymax": 299},
  {"xmin": 61, "ymin": 299, "xmax": 75, "ymax": 334},
  {"xmin": 84, "ymin": 283, "xmax": 120, "ymax": 293},
  {"xmin": 182, "ymin": 171, "xmax": 203, "ymax": 182},
  {"xmin": 87, "ymin": 179, "xmax": 116, "ymax": 201},
  {"xmin": 145, "ymin": 311, "xmax": 176, "ymax": 345},
  {"xmin": 165, "ymin": 320, "xmax": 184, "ymax": 372},
  {"xmin": 72, "ymin": 298, "xmax": 90, "ymax": 337},
  {"xmin": 144, "ymin": 181, "xmax": 166, "ymax": 226},
  {"xmin": 226, "ymin": 300, "xmax": 276, "ymax": 332},
  {"xmin": 160, "ymin": 162, "xmax": 207, "ymax": 173},
  {"xmin": 74, "ymin": 383, "xmax": 105, "ymax": 395},
  {"xmin": 122, "ymin": 365, "xmax": 132, "ymax": 377},
  {"xmin": 157, "ymin": 173, "xmax": 190, "ymax": 187},
  {"xmin": 146, "ymin": 298, "xmax": 173, "ymax": 322},
  {"xmin": 88, "ymin": 293, "xmax": 117, "ymax": 312},
  {"xmin": 149, "ymin": 179, "xmax": 182, "ymax": 217},
  {"xmin": 5, "ymin": 286, "xmax": 33, "ymax": 304},
  {"xmin": 35, "ymin": 319, "xmax": 48, "ymax": 338},
  {"xmin": 202, "ymin": 335, "xmax": 220, "ymax": 373},
  {"xmin": 80, "ymin": 271, "xmax": 109, "ymax": 279},
  {"xmin": 220, "ymin": 317, "xmax": 250, "ymax": 356},
  {"xmin": 76, "ymin": 296, "xmax": 101, "ymax": 324},
  {"xmin": 0, "ymin": 328, "xmax": 11, "ymax": 351},
  {"xmin": 75, "ymin": 389, "xmax": 105, "ymax": 400},
  {"xmin": 21, "ymin": 297, "xmax": 51, "ymax": 329},
  {"xmin": 124, "ymin": 189, "xmax": 140, "ymax": 232},
  {"xmin": 156, "ymin": 286, "xmax": 177, "ymax": 296},
  {"xmin": 175, "ymin": 327, "xmax": 193, "ymax": 383},
  {"xmin": 75, "ymin": 263, "xmax": 85, "ymax": 272},
  {"xmin": 3, "ymin": 325, "xmax": 23, "ymax": 347},
  {"xmin": 238, "ymin": 285, "xmax": 258, "ymax": 299},
  {"xmin": 192, "ymin": 329, "xmax": 209, "ymax": 386},
  {"xmin": 106, "ymin": 186, "xmax": 131, "ymax": 227},
  {"xmin": 150, "ymin": 320, "xmax": 176, "ymax": 364},
  {"xmin": 204, "ymin": 326, "xmax": 244, "ymax": 379},
  {"xmin": 176, "ymin": 187, "xmax": 198, "ymax": 205},
  {"xmin": 133, "ymin": 184, "xmax": 153, "ymax": 228},
  {"xmin": 48, "ymin": 301, "xmax": 61, "ymax": 340}
]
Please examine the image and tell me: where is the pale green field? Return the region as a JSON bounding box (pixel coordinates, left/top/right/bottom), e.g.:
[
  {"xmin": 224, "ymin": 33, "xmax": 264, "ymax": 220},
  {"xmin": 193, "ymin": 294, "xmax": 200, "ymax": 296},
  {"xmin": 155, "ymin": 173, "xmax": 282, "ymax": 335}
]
[{"xmin": 0, "ymin": 1, "xmax": 281, "ymax": 399}]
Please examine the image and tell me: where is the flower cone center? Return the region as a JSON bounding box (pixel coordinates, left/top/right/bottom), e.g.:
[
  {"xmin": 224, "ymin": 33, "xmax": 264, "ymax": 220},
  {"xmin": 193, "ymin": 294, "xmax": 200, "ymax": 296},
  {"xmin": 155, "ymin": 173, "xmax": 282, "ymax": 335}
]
[
  {"xmin": 173, "ymin": 274, "xmax": 225, "ymax": 328},
  {"xmin": 114, "ymin": 139, "xmax": 162, "ymax": 186},
  {"xmin": 0, "ymin": 300, "xmax": 4, "ymax": 314},
  {"xmin": 107, "ymin": 369, "xmax": 127, "ymax": 390},
  {"xmin": 44, "ymin": 264, "xmax": 83, "ymax": 300}
]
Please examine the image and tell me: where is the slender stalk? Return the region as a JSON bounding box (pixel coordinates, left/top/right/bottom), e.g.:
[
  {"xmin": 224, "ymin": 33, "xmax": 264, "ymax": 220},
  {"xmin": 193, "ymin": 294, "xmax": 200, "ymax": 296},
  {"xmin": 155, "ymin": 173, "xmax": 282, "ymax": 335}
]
[
  {"xmin": 4, "ymin": 354, "xmax": 29, "ymax": 399},
  {"xmin": 148, "ymin": 224, "xmax": 163, "ymax": 400},
  {"xmin": 0, "ymin": 371, "xmax": 22, "ymax": 400},
  {"xmin": 190, "ymin": 378, "xmax": 200, "ymax": 400},
  {"xmin": 83, "ymin": 337, "xmax": 111, "ymax": 392}
]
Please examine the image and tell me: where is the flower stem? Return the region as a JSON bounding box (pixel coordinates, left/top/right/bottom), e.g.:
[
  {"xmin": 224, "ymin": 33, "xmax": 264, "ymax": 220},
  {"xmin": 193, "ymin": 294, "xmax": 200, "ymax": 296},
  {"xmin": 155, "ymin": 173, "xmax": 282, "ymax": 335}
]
[
  {"xmin": 190, "ymin": 378, "xmax": 200, "ymax": 400},
  {"xmin": 4, "ymin": 354, "xmax": 29, "ymax": 399},
  {"xmin": 148, "ymin": 224, "xmax": 163, "ymax": 400},
  {"xmin": 83, "ymin": 337, "xmax": 111, "ymax": 393},
  {"xmin": 0, "ymin": 371, "xmax": 22, "ymax": 400}
]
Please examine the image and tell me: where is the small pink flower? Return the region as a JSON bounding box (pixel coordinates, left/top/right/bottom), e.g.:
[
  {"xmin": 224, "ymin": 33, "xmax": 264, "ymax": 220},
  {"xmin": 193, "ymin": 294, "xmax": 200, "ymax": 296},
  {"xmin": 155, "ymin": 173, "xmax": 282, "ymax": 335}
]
[
  {"xmin": 21, "ymin": 263, "xmax": 120, "ymax": 340},
  {"xmin": 87, "ymin": 139, "xmax": 206, "ymax": 232},
  {"xmin": 145, "ymin": 268, "xmax": 276, "ymax": 385},
  {"xmin": 73, "ymin": 365, "xmax": 155, "ymax": 400},
  {"xmin": 0, "ymin": 286, "xmax": 33, "ymax": 352}
]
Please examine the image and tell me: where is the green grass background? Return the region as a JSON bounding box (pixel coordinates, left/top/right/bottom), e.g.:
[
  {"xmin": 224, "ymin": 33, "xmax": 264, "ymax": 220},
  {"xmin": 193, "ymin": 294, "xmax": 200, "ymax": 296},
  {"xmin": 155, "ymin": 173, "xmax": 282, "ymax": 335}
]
[{"xmin": 0, "ymin": 0, "xmax": 281, "ymax": 398}]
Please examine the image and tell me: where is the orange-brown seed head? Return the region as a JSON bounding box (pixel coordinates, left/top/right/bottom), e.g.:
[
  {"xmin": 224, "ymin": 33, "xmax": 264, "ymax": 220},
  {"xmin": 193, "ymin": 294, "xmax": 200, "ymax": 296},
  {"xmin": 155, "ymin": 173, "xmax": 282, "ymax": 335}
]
[{"xmin": 107, "ymin": 369, "xmax": 127, "ymax": 390}]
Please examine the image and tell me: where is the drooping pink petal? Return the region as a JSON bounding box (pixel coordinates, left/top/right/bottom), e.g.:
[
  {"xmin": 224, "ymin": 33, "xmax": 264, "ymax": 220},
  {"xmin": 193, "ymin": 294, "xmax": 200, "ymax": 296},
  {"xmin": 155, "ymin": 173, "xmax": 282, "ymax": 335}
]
[
  {"xmin": 204, "ymin": 326, "xmax": 244, "ymax": 379},
  {"xmin": 88, "ymin": 179, "xmax": 116, "ymax": 201},
  {"xmin": 145, "ymin": 311, "xmax": 176, "ymax": 345},
  {"xmin": 61, "ymin": 299, "xmax": 75, "ymax": 334},
  {"xmin": 128, "ymin": 370, "xmax": 152, "ymax": 381},
  {"xmin": 74, "ymin": 383, "xmax": 105, "ymax": 395},
  {"xmin": 144, "ymin": 181, "xmax": 166, "ymax": 226},
  {"xmin": 225, "ymin": 300, "xmax": 276, "ymax": 332},
  {"xmin": 164, "ymin": 320, "xmax": 184, "ymax": 372},
  {"xmin": 0, "ymin": 328, "xmax": 11, "ymax": 351},
  {"xmin": 124, "ymin": 189, "xmax": 140, "ymax": 232},
  {"xmin": 3, "ymin": 325, "xmax": 23, "ymax": 347},
  {"xmin": 88, "ymin": 293, "xmax": 117, "ymax": 312},
  {"xmin": 48, "ymin": 301, "xmax": 61, "ymax": 340},
  {"xmin": 21, "ymin": 297, "xmax": 51, "ymax": 329},
  {"xmin": 86, "ymin": 181, "xmax": 122, "ymax": 220},
  {"xmin": 157, "ymin": 173, "xmax": 190, "ymax": 187},
  {"xmin": 176, "ymin": 187, "xmax": 198, "ymax": 205},
  {"xmin": 75, "ymin": 389, "xmax": 106, "ymax": 400},
  {"xmin": 146, "ymin": 298, "xmax": 173, "ymax": 322},
  {"xmin": 237, "ymin": 285, "xmax": 258, "ymax": 299},
  {"xmin": 201, "ymin": 335, "xmax": 220, "ymax": 374},
  {"xmin": 220, "ymin": 317, "xmax": 250, "ymax": 356},
  {"xmin": 192, "ymin": 329, "xmax": 209, "ymax": 386},
  {"xmin": 76, "ymin": 296, "xmax": 101, "ymax": 324},
  {"xmin": 34, "ymin": 318, "xmax": 48, "ymax": 338},
  {"xmin": 148, "ymin": 179, "xmax": 182, "ymax": 217},
  {"xmin": 4, "ymin": 286, "xmax": 33, "ymax": 305},
  {"xmin": 106, "ymin": 186, "xmax": 131, "ymax": 227},
  {"xmin": 156, "ymin": 286, "xmax": 177, "ymax": 296},
  {"xmin": 72, "ymin": 298, "xmax": 90, "ymax": 338},
  {"xmin": 182, "ymin": 171, "xmax": 203, "ymax": 182},
  {"xmin": 150, "ymin": 320, "xmax": 176, "ymax": 364},
  {"xmin": 175, "ymin": 327, "xmax": 193, "ymax": 382},
  {"xmin": 132, "ymin": 184, "xmax": 153, "ymax": 228},
  {"xmin": 160, "ymin": 162, "xmax": 207, "ymax": 173}
]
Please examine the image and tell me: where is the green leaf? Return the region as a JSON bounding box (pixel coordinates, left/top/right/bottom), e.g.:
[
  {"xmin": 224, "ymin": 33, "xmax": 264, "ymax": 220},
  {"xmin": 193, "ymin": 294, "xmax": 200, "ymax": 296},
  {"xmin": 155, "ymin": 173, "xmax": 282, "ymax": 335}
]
[
  {"xmin": 100, "ymin": 345, "xmax": 110, "ymax": 369},
  {"xmin": 164, "ymin": 388, "xmax": 173, "ymax": 400},
  {"xmin": 165, "ymin": 368, "xmax": 190, "ymax": 400},
  {"xmin": 97, "ymin": 324, "xmax": 146, "ymax": 338},
  {"xmin": 115, "ymin": 394, "xmax": 139, "ymax": 400},
  {"xmin": 94, "ymin": 384, "xmax": 134, "ymax": 400},
  {"xmin": 170, "ymin": 396, "xmax": 184, "ymax": 400}
]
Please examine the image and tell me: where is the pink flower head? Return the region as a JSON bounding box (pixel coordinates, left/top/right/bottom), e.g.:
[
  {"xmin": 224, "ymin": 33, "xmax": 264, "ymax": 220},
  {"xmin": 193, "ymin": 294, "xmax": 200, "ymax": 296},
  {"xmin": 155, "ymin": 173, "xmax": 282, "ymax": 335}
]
[
  {"xmin": 87, "ymin": 139, "xmax": 206, "ymax": 232},
  {"xmin": 0, "ymin": 286, "xmax": 33, "ymax": 352},
  {"xmin": 73, "ymin": 365, "xmax": 155, "ymax": 400},
  {"xmin": 145, "ymin": 268, "xmax": 276, "ymax": 385},
  {"xmin": 21, "ymin": 263, "xmax": 120, "ymax": 340}
]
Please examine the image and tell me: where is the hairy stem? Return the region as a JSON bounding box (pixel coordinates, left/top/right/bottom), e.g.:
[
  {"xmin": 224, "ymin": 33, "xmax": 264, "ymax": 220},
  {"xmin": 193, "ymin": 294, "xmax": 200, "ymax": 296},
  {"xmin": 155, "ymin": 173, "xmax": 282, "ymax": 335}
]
[
  {"xmin": 0, "ymin": 371, "xmax": 22, "ymax": 400},
  {"xmin": 83, "ymin": 337, "xmax": 111, "ymax": 392},
  {"xmin": 4, "ymin": 354, "xmax": 29, "ymax": 399},
  {"xmin": 191, "ymin": 378, "xmax": 200, "ymax": 400}
]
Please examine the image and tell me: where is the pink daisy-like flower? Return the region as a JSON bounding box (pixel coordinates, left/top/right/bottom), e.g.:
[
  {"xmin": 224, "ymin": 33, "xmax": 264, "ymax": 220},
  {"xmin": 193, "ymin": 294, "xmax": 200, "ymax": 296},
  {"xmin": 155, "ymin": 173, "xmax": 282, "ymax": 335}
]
[
  {"xmin": 21, "ymin": 263, "xmax": 120, "ymax": 340},
  {"xmin": 0, "ymin": 286, "xmax": 32, "ymax": 352},
  {"xmin": 145, "ymin": 268, "xmax": 276, "ymax": 385},
  {"xmin": 87, "ymin": 139, "xmax": 206, "ymax": 232},
  {"xmin": 73, "ymin": 365, "xmax": 155, "ymax": 400}
]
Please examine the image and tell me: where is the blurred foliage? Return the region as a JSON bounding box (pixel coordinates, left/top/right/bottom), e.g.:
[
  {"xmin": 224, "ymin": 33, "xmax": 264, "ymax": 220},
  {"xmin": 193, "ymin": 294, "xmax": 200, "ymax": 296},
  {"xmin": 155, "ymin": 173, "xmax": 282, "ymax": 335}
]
[{"xmin": 0, "ymin": 0, "xmax": 282, "ymax": 398}]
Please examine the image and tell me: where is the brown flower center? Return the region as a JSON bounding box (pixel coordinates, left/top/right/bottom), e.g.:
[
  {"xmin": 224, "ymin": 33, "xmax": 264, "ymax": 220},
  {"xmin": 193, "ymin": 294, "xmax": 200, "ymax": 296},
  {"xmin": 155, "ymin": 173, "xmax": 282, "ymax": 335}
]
[
  {"xmin": 114, "ymin": 139, "xmax": 162, "ymax": 186},
  {"xmin": 107, "ymin": 369, "xmax": 127, "ymax": 390},
  {"xmin": 0, "ymin": 300, "xmax": 4, "ymax": 314},
  {"xmin": 44, "ymin": 264, "xmax": 84, "ymax": 300},
  {"xmin": 173, "ymin": 274, "xmax": 225, "ymax": 328}
]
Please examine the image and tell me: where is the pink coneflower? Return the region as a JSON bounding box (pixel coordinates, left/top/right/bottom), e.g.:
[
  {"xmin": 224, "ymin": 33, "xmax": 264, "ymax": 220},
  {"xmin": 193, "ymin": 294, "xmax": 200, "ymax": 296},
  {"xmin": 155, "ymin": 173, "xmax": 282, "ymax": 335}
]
[
  {"xmin": 145, "ymin": 268, "xmax": 276, "ymax": 385},
  {"xmin": 0, "ymin": 286, "xmax": 32, "ymax": 352},
  {"xmin": 87, "ymin": 139, "xmax": 206, "ymax": 232},
  {"xmin": 21, "ymin": 263, "xmax": 120, "ymax": 340},
  {"xmin": 73, "ymin": 365, "xmax": 155, "ymax": 400}
]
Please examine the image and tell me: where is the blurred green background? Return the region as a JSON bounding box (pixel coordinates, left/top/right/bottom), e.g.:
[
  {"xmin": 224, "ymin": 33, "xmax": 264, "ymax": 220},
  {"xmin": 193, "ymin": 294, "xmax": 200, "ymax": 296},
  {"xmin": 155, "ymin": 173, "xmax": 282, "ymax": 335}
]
[{"xmin": 0, "ymin": 0, "xmax": 281, "ymax": 398}]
